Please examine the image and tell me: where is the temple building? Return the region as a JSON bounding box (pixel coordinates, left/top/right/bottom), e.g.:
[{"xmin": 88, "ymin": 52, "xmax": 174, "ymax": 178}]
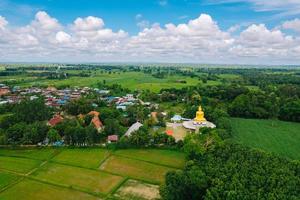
[{"xmin": 183, "ymin": 105, "xmax": 216, "ymax": 131}]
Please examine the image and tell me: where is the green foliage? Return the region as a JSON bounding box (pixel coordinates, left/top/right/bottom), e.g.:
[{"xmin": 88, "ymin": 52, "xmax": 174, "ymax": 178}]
[
  {"xmin": 47, "ymin": 129, "xmax": 61, "ymax": 143},
  {"xmin": 162, "ymin": 143, "xmax": 300, "ymax": 200},
  {"xmin": 229, "ymin": 91, "xmax": 280, "ymax": 119},
  {"xmin": 5, "ymin": 122, "xmax": 48, "ymax": 145},
  {"xmin": 160, "ymin": 161, "xmax": 208, "ymax": 200},
  {"xmin": 103, "ymin": 118, "xmax": 125, "ymax": 136},
  {"xmin": 64, "ymin": 98, "xmax": 93, "ymax": 115},
  {"xmin": 279, "ymin": 99, "xmax": 300, "ymax": 122},
  {"xmin": 13, "ymin": 98, "xmax": 51, "ymax": 124},
  {"xmin": 183, "ymin": 130, "xmax": 222, "ymax": 160}
]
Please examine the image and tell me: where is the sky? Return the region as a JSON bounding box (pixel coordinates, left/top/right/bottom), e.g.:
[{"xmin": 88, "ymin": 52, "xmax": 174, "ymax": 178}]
[{"xmin": 0, "ymin": 0, "xmax": 300, "ymax": 64}]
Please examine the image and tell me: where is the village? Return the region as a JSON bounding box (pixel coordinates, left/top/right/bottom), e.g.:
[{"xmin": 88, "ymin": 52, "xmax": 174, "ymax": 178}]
[{"xmin": 0, "ymin": 83, "xmax": 215, "ymax": 146}]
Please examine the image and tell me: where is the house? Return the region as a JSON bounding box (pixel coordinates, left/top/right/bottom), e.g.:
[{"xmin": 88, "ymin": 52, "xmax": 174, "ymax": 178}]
[
  {"xmin": 48, "ymin": 114, "xmax": 63, "ymax": 127},
  {"xmin": 151, "ymin": 112, "xmax": 158, "ymax": 122},
  {"xmin": 88, "ymin": 111, "xmax": 103, "ymax": 132},
  {"xmin": 165, "ymin": 130, "xmax": 174, "ymax": 136},
  {"xmin": 171, "ymin": 115, "xmax": 182, "ymax": 122},
  {"xmin": 0, "ymin": 88, "xmax": 10, "ymax": 96},
  {"xmin": 116, "ymin": 105, "xmax": 126, "ymax": 111},
  {"xmin": 57, "ymin": 99, "xmax": 67, "ymax": 105},
  {"xmin": 47, "ymin": 86, "xmax": 57, "ymax": 92},
  {"xmin": 30, "ymin": 95, "xmax": 38, "ymax": 101},
  {"xmin": 124, "ymin": 122, "xmax": 143, "ymax": 137},
  {"xmin": 107, "ymin": 135, "xmax": 118, "ymax": 143},
  {"xmin": 98, "ymin": 90, "xmax": 110, "ymax": 95}
]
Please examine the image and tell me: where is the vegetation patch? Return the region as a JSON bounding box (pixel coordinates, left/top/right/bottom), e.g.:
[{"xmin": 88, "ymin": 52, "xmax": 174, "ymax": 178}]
[
  {"xmin": 231, "ymin": 118, "xmax": 300, "ymax": 160},
  {"xmin": 0, "ymin": 179, "xmax": 101, "ymax": 200},
  {"xmin": 114, "ymin": 179, "xmax": 160, "ymax": 200},
  {"xmin": 114, "ymin": 149, "xmax": 186, "ymax": 168},
  {"xmin": 51, "ymin": 148, "xmax": 109, "ymax": 168},
  {"xmin": 31, "ymin": 162, "xmax": 123, "ymax": 194},
  {"xmin": 0, "ymin": 156, "xmax": 41, "ymax": 174},
  {"xmin": 100, "ymin": 155, "xmax": 174, "ymax": 184}
]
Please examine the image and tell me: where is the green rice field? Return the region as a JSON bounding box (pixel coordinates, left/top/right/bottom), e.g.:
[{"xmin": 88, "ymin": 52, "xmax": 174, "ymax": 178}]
[{"xmin": 0, "ymin": 148, "xmax": 185, "ymax": 200}]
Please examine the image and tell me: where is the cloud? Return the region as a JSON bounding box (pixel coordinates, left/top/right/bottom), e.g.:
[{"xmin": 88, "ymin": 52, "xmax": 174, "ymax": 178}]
[
  {"xmin": 158, "ymin": 0, "xmax": 168, "ymax": 6},
  {"xmin": 231, "ymin": 24, "xmax": 295, "ymax": 58},
  {"xmin": 137, "ymin": 20, "xmax": 150, "ymax": 30},
  {"xmin": 282, "ymin": 18, "xmax": 300, "ymax": 33},
  {"xmin": 205, "ymin": 0, "xmax": 300, "ymax": 16},
  {"xmin": 135, "ymin": 14, "xmax": 143, "ymax": 20},
  {"xmin": 56, "ymin": 31, "xmax": 71, "ymax": 44},
  {"xmin": 0, "ymin": 11, "xmax": 300, "ymax": 64},
  {"xmin": 73, "ymin": 16, "xmax": 104, "ymax": 31},
  {"xmin": 0, "ymin": 16, "xmax": 8, "ymax": 30}
]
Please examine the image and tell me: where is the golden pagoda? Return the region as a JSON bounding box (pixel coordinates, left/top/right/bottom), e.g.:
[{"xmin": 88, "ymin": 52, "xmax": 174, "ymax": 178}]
[{"xmin": 194, "ymin": 106, "xmax": 206, "ymax": 123}]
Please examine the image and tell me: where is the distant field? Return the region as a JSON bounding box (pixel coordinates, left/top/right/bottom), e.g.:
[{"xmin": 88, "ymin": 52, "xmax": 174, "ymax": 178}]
[
  {"xmin": 4, "ymin": 71, "xmax": 223, "ymax": 92},
  {"xmin": 231, "ymin": 118, "xmax": 300, "ymax": 160},
  {"xmin": 0, "ymin": 148, "xmax": 185, "ymax": 199}
]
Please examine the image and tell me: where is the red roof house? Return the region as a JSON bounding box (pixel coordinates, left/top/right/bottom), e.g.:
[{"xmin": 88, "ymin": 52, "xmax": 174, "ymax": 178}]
[
  {"xmin": 88, "ymin": 111, "xmax": 103, "ymax": 132},
  {"xmin": 165, "ymin": 130, "xmax": 174, "ymax": 136},
  {"xmin": 107, "ymin": 135, "xmax": 119, "ymax": 143},
  {"xmin": 48, "ymin": 114, "xmax": 63, "ymax": 127}
]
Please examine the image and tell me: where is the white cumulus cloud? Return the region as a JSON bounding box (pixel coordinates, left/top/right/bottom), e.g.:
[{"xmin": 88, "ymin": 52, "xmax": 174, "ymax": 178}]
[
  {"xmin": 282, "ymin": 18, "xmax": 300, "ymax": 33},
  {"xmin": 0, "ymin": 11, "xmax": 300, "ymax": 64}
]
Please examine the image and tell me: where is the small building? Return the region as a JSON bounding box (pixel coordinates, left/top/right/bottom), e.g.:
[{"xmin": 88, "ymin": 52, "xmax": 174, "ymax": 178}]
[
  {"xmin": 107, "ymin": 135, "xmax": 118, "ymax": 143},
  {"xmin": 124, "ymin": 122, "xmax": 143, "ymax": 137}
]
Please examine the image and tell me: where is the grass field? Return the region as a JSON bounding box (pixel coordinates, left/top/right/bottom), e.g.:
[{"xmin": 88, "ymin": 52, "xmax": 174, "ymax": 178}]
[
  {"xmin": 231, "ymin": 118, "xmax": 300, "ymax": 160},
  {"xmin": 0, "ymin": 148, "xmax": 185, "ymax": 199}
]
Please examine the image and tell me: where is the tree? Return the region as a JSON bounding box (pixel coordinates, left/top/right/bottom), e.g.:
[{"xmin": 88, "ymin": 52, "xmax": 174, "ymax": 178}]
[
  {"xmin": 162, "ymin": 143, "xmax": 300, "ymax": 200},
  {"xmin": 104, "ymin": 118, "xmax": 124, "ymax": 136},
  {"xmin": 47, "ymin": 129, "xmax": 61, "ymax": 143},
  {"xmin": 6, "ymin": 122, "xmax": 26, "ymax": 145},
  {"xmin": 279, "ymin": 99, "xmax": 300, "ymax": 122},
  {"xmin": 160, "ymin": 161, "xmax": 208, "ymax": 200},
  {"xmin": 64, "ymin": 98, "xmax": 93, "ymax": 115},
  {"xmin": 14, "ymin": 98, "xmax": 51, "ymax": 123}
]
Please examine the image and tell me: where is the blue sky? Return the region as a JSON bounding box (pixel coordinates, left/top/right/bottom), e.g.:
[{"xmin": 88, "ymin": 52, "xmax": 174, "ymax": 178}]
[
  {"xmin": 0, "ymin": 0, "xmax": 300, "ymax": 64},
  {"xmin": 1, "ymin": 0, "xmax": 296, "ymax": 34}
]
